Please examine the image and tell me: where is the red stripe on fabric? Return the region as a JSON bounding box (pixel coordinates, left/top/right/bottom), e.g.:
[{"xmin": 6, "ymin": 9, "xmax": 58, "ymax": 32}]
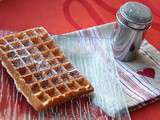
[
  {"xmin": 120, "ymin": 78, "xmax": 144, "ymax": 102},
  {"xmin": 118, "ymin": 63, "xmax": 154, "ymax": 99},
  {"xmin": 123, "ymin": 90, "xmax": 139, "ymax": 104}
]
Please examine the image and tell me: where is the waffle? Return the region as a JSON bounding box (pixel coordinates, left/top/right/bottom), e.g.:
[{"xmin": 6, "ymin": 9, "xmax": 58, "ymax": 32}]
[{"xmin": 0, "ymin": 27, "xmax": 94, "ymax": 111}]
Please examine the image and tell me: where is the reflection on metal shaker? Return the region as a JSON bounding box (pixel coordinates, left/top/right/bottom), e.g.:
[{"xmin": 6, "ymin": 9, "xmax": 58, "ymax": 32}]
[{"xmin": 112, "ymin": 2, "xmax": 152, "ymax": 61}]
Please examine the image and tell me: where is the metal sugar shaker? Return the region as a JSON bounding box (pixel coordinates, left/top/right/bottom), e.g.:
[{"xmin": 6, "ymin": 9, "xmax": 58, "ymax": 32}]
[{"xmin": 112, "ymin": 2, "xmax": 152, "ymax": 61}]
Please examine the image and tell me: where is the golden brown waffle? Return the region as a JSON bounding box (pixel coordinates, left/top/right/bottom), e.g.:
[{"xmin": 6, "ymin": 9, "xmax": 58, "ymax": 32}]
[{"xmin": 0, "ymin": 27, "xmax": 94, "ymax": 111}]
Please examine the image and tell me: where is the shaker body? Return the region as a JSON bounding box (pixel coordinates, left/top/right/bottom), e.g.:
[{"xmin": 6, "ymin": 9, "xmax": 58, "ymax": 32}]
[{"xmin": 112, "ymin": 22, "xmax": 144, "ymax": 61}]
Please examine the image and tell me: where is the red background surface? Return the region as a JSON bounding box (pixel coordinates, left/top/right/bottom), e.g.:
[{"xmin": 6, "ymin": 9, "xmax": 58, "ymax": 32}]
[{"xmin": 0, "ymin": 0, "xmax": 160, "ymax": 119}]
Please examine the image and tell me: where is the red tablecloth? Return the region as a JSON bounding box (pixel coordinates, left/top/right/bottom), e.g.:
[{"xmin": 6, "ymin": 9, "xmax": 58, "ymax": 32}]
[{"xmin": 0, "ymin": 0, "xmax": 160, "ymax": 119}]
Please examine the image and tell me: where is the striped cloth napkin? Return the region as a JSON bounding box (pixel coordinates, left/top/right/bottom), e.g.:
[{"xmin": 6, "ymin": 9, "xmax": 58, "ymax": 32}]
[
  {"xmin": 118, "ymin": 40, "xmax": 160, "ymax": 111},
  {"xmin": 68, "ymin": 22, "xmax": 160, "ymax": 111}
]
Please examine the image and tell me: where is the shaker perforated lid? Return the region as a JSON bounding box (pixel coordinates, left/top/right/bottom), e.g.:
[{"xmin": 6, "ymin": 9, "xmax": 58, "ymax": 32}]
[{"xmin": 116, "ymin": 2, "xmax": 152, "ymax": 30}]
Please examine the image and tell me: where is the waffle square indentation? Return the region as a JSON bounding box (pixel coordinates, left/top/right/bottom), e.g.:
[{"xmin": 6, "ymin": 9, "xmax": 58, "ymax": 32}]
[
  {"xmin": 22, "ymin": 56, "xmax": 33, "ymax": 65},
  {"xmin": 31, "ymin": 83, "xmax": 41, "ymax": 94},
  {"xmin": 27, "ymin": 47, "xmax": 39, "ymax": 54},
  {"xmin": 17, "ymin": 49, "xmax": 28, "ymax": 56},
  {"xmin": 11, "ymin": 59, "xmax": 24, "ymax": 68},
  {"xmin": 34, "ymin": 72, "xmax": 45, "ymax": 81},
  {"xmin": 50, "ymin": 76, "xmax": 62, "ymax": 85},
  {"xmin": 23, "ymin": 75, "xmax": 35, "ymax": 84},
  {"xmin": 7, "ymin": 51, "xmax": 18, "ymax": 59},
  {"xmin": 45, "ymin": 88, "xmax": 60, "ymax": 97},
  {"xmin": 21, "ymin": 39, "xmax": 33, "ymax": 47},
  {"xmin": 36, "ymin": 92, "xmax": 50, "ymax": 102},
  {"xmin": 69, "ymin": 70, "xmax": 81, "ymax": 79},
  {"xmin": 37, "ymin": 44, "xmax": 48, "ymax": 52},
  {"xmin": 17, "ymin": 67, "xmax": 30, "ymax": 76},
  {"xmin": 11, "ymin": 42, "xmax": 23, "ymax": 49},
  {"xmin": 57, "ymin": 84, "xmax": 69, "ymax": 94},
  {"xmin": 40, "ymin": 80, "xmax": 52, "ymax": 89},
  {"xmin": 67, "ymin": 81, "xmax": 79, "ymax": 90},
  {"xmin": 48, "ymin": 59, "xmax": 59, "ymax": 67}
]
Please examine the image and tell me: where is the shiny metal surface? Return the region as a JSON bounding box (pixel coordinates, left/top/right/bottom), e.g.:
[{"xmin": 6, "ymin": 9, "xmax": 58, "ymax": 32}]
[{"xmin": 112, "ymin": 2, "xmax": 152, "ymax": 61}]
